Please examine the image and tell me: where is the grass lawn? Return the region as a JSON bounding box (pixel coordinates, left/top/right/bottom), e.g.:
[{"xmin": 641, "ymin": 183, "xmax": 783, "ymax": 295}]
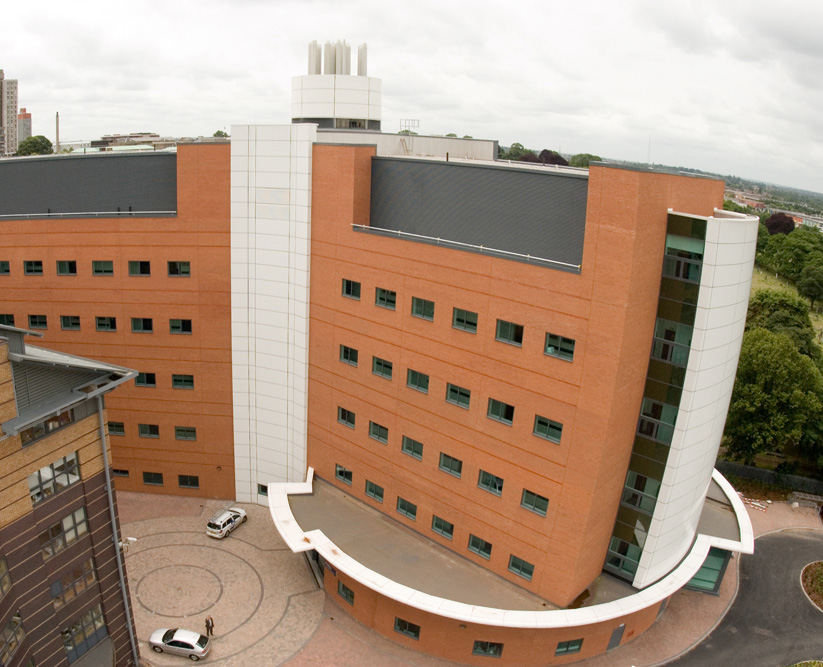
[{"xmin": 750, "ymin": 266, "xmax": 823, "ymax": 332}]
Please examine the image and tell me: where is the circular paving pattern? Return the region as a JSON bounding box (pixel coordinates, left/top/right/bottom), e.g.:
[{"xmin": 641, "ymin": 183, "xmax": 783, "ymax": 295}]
[{"xmin": 137, "ymin": 564, "xmax": 222, "ymax": 617}]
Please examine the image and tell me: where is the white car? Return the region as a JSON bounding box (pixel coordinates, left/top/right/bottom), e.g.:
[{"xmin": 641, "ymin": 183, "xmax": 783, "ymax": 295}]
[
  {"xmin": 206, "ymin": 507, "xmax": 247, "ymax": 539},
  {"xmin": 149, "ymin": 628, "xmax": 211, "ymax": 661}
]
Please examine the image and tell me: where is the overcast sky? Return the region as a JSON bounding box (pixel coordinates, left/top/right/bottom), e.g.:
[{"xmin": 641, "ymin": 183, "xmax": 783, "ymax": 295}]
[{"xmin": 4, "ymin": 0, "xmax": 821, "ymax": 192}]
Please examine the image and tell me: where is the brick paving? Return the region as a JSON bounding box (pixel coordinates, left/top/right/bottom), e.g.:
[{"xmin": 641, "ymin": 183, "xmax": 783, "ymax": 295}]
[{"xmin": 117, "ymin": 490, "xmax": 822, "ymax": 667}]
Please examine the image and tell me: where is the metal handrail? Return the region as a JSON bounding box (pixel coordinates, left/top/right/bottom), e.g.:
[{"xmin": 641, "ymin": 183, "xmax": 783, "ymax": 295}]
[
  {"xmin": 351, "ymin": 224, "xmax": 581, "ymax": 270},
  {"xmin": 0, "ymin": 210, "xmax": 177, "ymax": 219}
]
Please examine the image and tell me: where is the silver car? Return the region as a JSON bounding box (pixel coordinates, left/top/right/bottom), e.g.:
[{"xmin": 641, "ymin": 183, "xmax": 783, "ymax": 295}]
[
  {"xmin": 149, "ymin": 628, "xmax": 211, "ymax": 661},
  {"xmin": 206, "ymin": 507, "xmax": 247, "ymax": 539}
]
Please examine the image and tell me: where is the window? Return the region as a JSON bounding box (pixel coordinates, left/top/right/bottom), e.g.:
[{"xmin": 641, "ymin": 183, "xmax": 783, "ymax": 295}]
[
  {"xmin": 622, "ymin": 471, "xmax": 661, "ymax": 514},
  {"xmin": 487, "ymin": 398, "xmax": 514, "ymax": 425},
  {"xmin": 172, "ymin": 374, "xmax": 194, "ymax": 389},
  {"xmin": 24, "ymin": 260, "xmax": 43, "ymax": 275},
  {"xmin": 431, "ymin": 515, "xmax": 454, "ymax": 540},
  {"xmin": 20, "ymin": 409, "xmax": 75, "ymax": 447},
  {"xmin": 446, "ymin": 383, "xmax": 471, "ymax": 408},
  {"xmin": 452, "ymin": 308, "xmax": 478, "ymax": 333},
  {"xmin": 143, "ymin": 472, "xmax": 163, "ymax": 485},
  {"xmin": 337, "ymin": 407, "xmax": 355, "ymax": 428},
  {"xmin": 0, "ymin": 557, "xmax": 12, "ymax": 599},
  {"xmin": 0, "ymin": 314, "xmax": 13, "ymax": 326},
  {"xmin": 170, "ymin": 318, "xmax": 192, "ymax": 334},
  {"xmin": 521, "ymin": 489, "xmax": 549, "ymax": 517},
  {"xmin": 473, "ymin": 641, "xmax": 504, "ymax": 657},
  {"xmin": 508, "ymin": 555, "xmax": 535, "ymax": 581},
  {"xmin": 495, "ymin": 319, "xmax": 523, "ymax": 346},
  {"xmin": 56, "ymin": 260, "xmax": 77, "ymax": 276},
  {"xmin": 411, "ymin": 297, "xmax": 434, "ymax": 320},
  {"xmin": 375, "ymin": 287, "xmax": 397, "ymax": 310},
  {"xmin": 95, "ymin": 316, "xmax": 116, "ymax": 332},
  {"xmin": 61, "ymin": 315, "xmax": 81, "ymax": 330},
  {"xmin": 468, "ymin": 534, "xmax": 492, "ymax": 559},
  {"xmin": 478, "ymin": 470, "xmax": 504, "ymax": 496},
  {"xmin": 545, "ymin": 333, "xmax": 575, "ymax": 361},
  {"xmin": 342, "ymin": 279, "xmax": 361, "ymax": 300},
  {"xmin": 92, "ymin": 260, "xmax": 113, "ymax": 276},
  {"xmin": 128, "ymin": 260, "xmax": 151, "ymax": 276},
  {"xmin": 28, "ymin": 452, "xmax": 80, "ymax": 506},
  {"xmin": 401, "ymin": 436, "xmax": 423, "ymax": 460},
  {"xmin": 406, "ymin": 369, "xmax": 429, "ymax": 393},
  {"xmin": 534, "ymin": 415, "xmax": 563, "ymax": 443},
  {"xmin": 337, "ymin": 580, "xmax": 355, "ymax": 605},
  {"xmin": 339, "ymin": 345, "xmax": 358, "ymax": 366},
  {"xmin": 257, "ymin": 484, "xmax": 268, "ymax": 496},
  {"xmin": 168, "ymin": 261, "xmax": 191, "ymax": 277},
  {"xmin": 138, "ymin": 424, "xmax": 159, "ymax": 438},
  {"xmin": 555, "ymin": 639, "xmax": 583, "ymax": 656},
  {"xmin": 396, "ymin": 496, "xmax": 417, "ymax": 520},
  {"xmin": 62, "ymin": 603, "xmax": 107, "ymax": 663},
  {"xmin": 0, "ymin": 261, "xmax": 8, "ymax": 275},
  {"xmin": 108, "ymin": 422, "xmax": 125, "ymax": 436},
  {"xmin": 135, "ymin": 372, "xmax": 156, "ymax": 387},
  {"xmin": 38, "ymin": 507, "xmax": 88, "ymax": 559},
  {"xmin": 178, "ymin": 475, "xmax": 199, "ymax": 489},
  {"xmin": 1, "ymin": 613, "xmax": 24, "ymax": 665},
  {"xmin": 131, "ymin": 317, "xmax": 153, "ymax": 333},
  {"xmin": 438, "ymin": 453, "xmax": 463, "ymax": 478},
  {"xmin": 112, "ymin": 469, "xmax": 129, "ymax": 477},
  {"xmin": 28, "ymin": 314, "xmax": 47, "ymax": 329},
  {"xmin": 365, "ymin": 480, "xmax": 384, "ymax": 502},
  {"xmin": 394, "ymin": 617, "xmax": 420, "ymax": 640},
  {"xmin": 369, "ymin": 421, "xmax": 388, "ymax": 444},
  {"xmin": 335, "ymin": 464, "xmax": 353, "ymax": 486},
  {"xmin": 50, "ymin": 558, "xmax": 96, "ymax": 609},
  {"xmin": 372, "ymin": 356, "xmax": 393, "ymax": 379},
  {"xmin": 175, "ymin": 426, "xmax": 197, "ymax": 441}
]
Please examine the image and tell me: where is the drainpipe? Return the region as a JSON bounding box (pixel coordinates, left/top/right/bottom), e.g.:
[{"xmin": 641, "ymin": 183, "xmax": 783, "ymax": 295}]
[{"xmin": 96, "ymin": 394, "xmax": 141, "ymax": 666}]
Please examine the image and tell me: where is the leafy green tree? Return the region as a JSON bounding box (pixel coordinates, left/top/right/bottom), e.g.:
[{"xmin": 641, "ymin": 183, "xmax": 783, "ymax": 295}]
[
  {"xmin": 746, "ymin": 289, "xmax": 820, "ymax": 360},
  {"xmin": 756, "ymin": 222, "xmax": 769, "ymax": 253},
  {"xmin": 445, "ymin": 133, "xmax": 457, "ymax": 137},
  {"xmin": 569, "ymin": 153, "xmax": 603, "ymax": 168},
  {"xmin": 504, "ymin": 142, "xmax": 528, "ymax": 160},
  {"xmin": 213, "ymin": 130, "xmax": 228, "ymax": 137},
  {"xmin": 771, "ymin": 228, "xmax": 818, "ymax": 281},
  {"xmin": 798, "ymin": 264, "xmax": 823, "ymax": 308},
  {"xmin": 15, "ymin": 135, "xmax": 53, "ymax": 156},
  {"xmin": 462, "ymin": 135, "xmax": 473, "ymax": 139},
  {"xmin": 725, "ymin": 328, "xmax": 823, "ymax": 463},
  {"xmin": 539, "ymin": 149, "xmax": 569, "ymax": 166},
  {"xmin": 758, "ymin": 231, "xmax": 786, "ymax": 272}
]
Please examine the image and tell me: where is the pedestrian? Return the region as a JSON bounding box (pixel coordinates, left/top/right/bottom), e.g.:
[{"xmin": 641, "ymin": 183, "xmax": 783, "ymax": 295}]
[{"xmin": 205, "ymin": 615, "xmax": 214, "ymax": 637}]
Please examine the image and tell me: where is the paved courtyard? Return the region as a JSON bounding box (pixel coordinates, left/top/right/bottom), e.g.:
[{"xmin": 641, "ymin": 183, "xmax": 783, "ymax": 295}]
[{"xmin": 117, "ymin": 490, "xmax": 823, "ymax": 667}]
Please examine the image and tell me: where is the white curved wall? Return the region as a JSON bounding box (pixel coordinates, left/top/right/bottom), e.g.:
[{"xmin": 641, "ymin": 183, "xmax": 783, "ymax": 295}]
[
  {"xmin": 633, "ymin": 209, "xmax": 758, "ymax": 588},
  {"xmin": 291, "ymin": 74, "xmax": 382, "ymax": 124}
]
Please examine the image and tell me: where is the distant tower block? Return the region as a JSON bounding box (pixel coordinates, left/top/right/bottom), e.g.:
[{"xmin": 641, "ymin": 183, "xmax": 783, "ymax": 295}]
[
  {"xmin": 292, "ymin": 40, "xmax": 381, "ymax": 130},
  {"xmin": 17, "ymin": 108, "xmax": 32, "ymax": 143}
]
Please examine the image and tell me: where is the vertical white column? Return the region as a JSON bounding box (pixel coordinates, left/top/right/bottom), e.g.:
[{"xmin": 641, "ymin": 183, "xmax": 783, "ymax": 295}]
[{"xmin": 231, "ymin": 123, "xmax": 316, "ymax": 503}]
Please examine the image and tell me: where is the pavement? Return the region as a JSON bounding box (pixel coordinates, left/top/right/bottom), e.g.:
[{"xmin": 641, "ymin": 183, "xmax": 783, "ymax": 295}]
[{"xmin": 117, "ymin": 491, "xmax": 823, "ymax": 667}]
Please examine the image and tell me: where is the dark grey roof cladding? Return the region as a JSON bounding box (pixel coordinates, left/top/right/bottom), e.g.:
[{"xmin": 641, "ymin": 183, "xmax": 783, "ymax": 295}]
[
  {"xmin": 0, "ymin": 152, "xmax": 177, "ymax": 218},
  {"xmin": 368, "ymin": 158, "xmax": 588, "ymax": 270},
  {"xmin": 12, "ymin": 362, "xmax": 103, "ymax": 412}
]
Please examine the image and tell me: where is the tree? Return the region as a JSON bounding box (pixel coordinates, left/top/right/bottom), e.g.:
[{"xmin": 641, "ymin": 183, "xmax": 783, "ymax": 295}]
[
  {"xmin": 724, "ymin": 328, "xmax": 823, "ymax": 463},
  {"xmin": 462, "ymin": 135, "xmax": 473, "ymax": 139},
  {"xmin": 771, "ymin": 227, "xmax": 819, "ymax": 281},
  {"xmin": 756, "ymin": 222, "xmax": 769, "ymax": 253},
  {"xmin": 445, "ymin": 133, "xmax": 457, "ymax": 137},
  {"xmin": 213, "ymin": 130, "xmax": 229, "ymax": 138},
  {"xmin": 538, "ymin": 149, "xmax": 569, "ymax": 166},
  {"xmin": 798, "ymin": 264, "xmax": 823, "ymax": 308},
  {"xmin": 765, "ymin": 211, "xmax": 795, "ymax": 235},
  {"xmin": 503, "ymin": 142, "xmax": 528, "ymax": 160},
  {"xmin": 15, "ymin": 135, "xmax": 53, "ymax": 156},
  {"xmin": 569, "ymin": 153, "xmax": 603, "ymax": 168},
  {"xmin": 746, "ymin": 289, "xmax": 819, "ymax": 360}
]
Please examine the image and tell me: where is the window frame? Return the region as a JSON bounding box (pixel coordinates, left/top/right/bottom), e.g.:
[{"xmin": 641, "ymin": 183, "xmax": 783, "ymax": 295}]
[
  {"xmin": 545, "ymin": 332, "xmax": 575, "ymax": 361},
  {"xmin": 174, "ymin": 426, "xmax": 197, "ymax": 441},
  {"xmin": 401, "ymin": 436, "xmax": 423, "ymax": 461},
  {"xmin": 23, "ymin": 260, "xmax": 43, "ymax": 276},
  {"xmin": 396, "ymin": 496, "xmax": 417, "ymax": 520},
  {"xmin": 337, "ymin": 407, "xmax": 356, "ymax": 428},
  {"xmin": 171, "ymin": 374, "xmax": 194, "ymax": 389},
  {"xmin": 143, "ymin": 471, "xmax": 163, "ymax": 486},
  {"xmin": 131, "ymin": 317, "xmax": 153, "ymax": 333},
  {"xmin": 555, "ymin": 639, "xmax": 583, "ymax": 656},
  {"xmin": 468, "ymin": 534, "xmax": 492, "ymax": 560},
  {"xmin": 335, "ymin": 464, "xmax": 353, "ymax": 486},
  {"xmin": 38, "ymin": 507, "xmax": 88, "ymax": 560},
  {"xmin": 452, "ymin": 307, "xmax": 478, "ymax": 333},
  {"xmin": 128, "ymin": 260, "xmax": 151, "ymax": 276},
  {"xmin": 487, "ymin": 398, "xmax": 515, "ymax": 425},
  {"xmin": 0, "ymin": 314, "xmax": 14, "ymax": 326},
  {"xmin": 508, "ymin": 554, "xmax": 535, "ymax": 581},
  {"xmin": 393, "ymin": 617, "xmax": 421, "ymax": 640},
  {"xmin": 406, "ymin": 369, "xmax": 429, "ymax": 394},
  {"xmin": 0, "ymin": 612, "xmax": 25, "ymax": 665},
  {"xmin": 56, "ymin": 260, "xmax": 77, "ymax": 276},
  {"xmin": 108, "ymin": 422, "xmax": 125, "ymax": 436},
  {"xmin": 533, "ymin": 415, "xmax": 563, "ymax": 443},
  {"xmin": 337, "ymin": 580, "xmax": 355, "ymax": 605},
  {"xmin": 169, "ymin": 318, "xmax": 192, "ymax": 335},
  {"xmin": 368, "ymin": 421, "xmax": 389, "ymax": 444},
  {"xmin": 339, "ymin": 344, "xmax": 358, "ymax": 366},
  {"xmin": 95, "ymin": 316, "xmax": 117, "ymax": 332},
  {"xmin": 0, "ymin": 260, "xmax": 9, "ymax": 275},
  {"xmin": 0, "ymin": 556, "xmax": 11, "ymax": 599},
  {"xmin": 342, "ymin": 278, "xmax": 361, "ymax": 300},
  {"xmin": 431, "ymin": 515, "xmax": 454, "ymax": 540},
  {"xmin": 135, "ymin": 372, "xmax": 156, "ymax": 387},
  {"xmin": 438, "ymin": 452, "xmax": 463, "ymax": 478},
  {"xmin": 446, "ymin": 383, "xmax": 471, "ymax": 409},
  {"xmin": 28, "ymin": 452, "xmax": 81, "ymax": 507},
  {"xmin": 28, "ymin": 314, "xmax": 47, "ymax": 330},
  {"xmin": 178, "ymin": 474, "xmax": 200, "ymax": 489},
  {"xmin": 365, "ymin": 480, "xmax": 384, "ymax": 503},
  {"xmin": 410, "ymin": 296, "xmax": 434, "ymax": 321},
  {"xmin": 138, "ymin": 423, "xmax": 160, "ymax": 438},
  {"xmin": 168, "ymin": 261, "xmax": 191, "ymax": 277},
  {"xmin": 61, "ymin": 315, "xmax": 81, "ymax": 330},
  {"xmin": 375, "ymin": 287, "xmax": 397, "ymax": 310},
  {"xmin": 50, "ymin": 557, "xmax": 96, "ymax": 609},
  {"xmin": 521, "ymin": 489, "xmax": 549, "ymax": 517},
  {"xmin": 495, "ymin": 319, "xmax": 524, "ymax": 346},
  {"xmin": 372, "ymin": 356, "xmax": 393, "ymax": 380},
  {"xmin": 92, "ymin": 260, "xmax": 114, "ymax": 276},
  {"xmin": 472, "ymin": 641, "xmax": 504, "ymax": 658},
  {"xmin": 478, "ymin": 469, "xmax": 504, "ymax": 497}
]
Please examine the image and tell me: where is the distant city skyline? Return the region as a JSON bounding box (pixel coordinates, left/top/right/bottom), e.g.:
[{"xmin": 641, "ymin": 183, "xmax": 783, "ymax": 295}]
[{"xmin": 3, "ymin": 0, "xmax": 822, "ymax": 193}]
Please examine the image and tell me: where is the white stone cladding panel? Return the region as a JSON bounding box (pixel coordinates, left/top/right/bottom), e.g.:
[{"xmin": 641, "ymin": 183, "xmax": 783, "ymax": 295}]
[
  {"xmin": 291, "ymin": 74, "xmax": 382, "ymax": 122},
  {"xmin": 231, "ymin": 123, "xmax": 316, "ymax": 504},
  {"xmin": 633, "ymin": 211, "xmax": 758, "ymax": 588}
]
